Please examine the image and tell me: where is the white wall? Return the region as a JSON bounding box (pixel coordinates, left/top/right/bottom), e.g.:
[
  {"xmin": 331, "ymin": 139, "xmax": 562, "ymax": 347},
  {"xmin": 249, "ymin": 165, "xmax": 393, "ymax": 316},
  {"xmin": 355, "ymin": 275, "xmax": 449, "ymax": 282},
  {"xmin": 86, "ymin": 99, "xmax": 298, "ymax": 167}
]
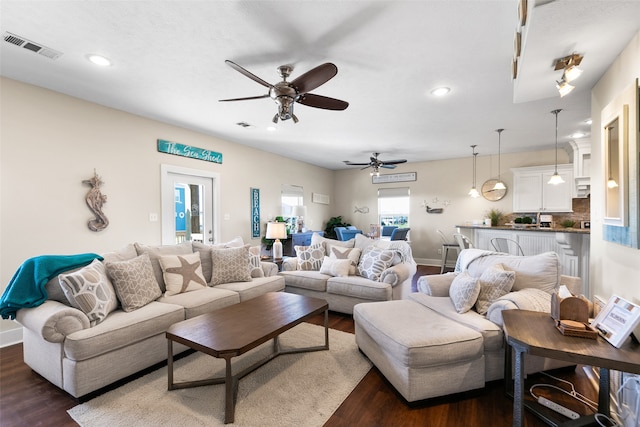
[
  {"xmin": 0, "ymin": 77, "xmax": 334, "ymax": 339},
  {"xmin": 590, "ymin": 32, "xmax": 640, "ymax": 305},
  {"xmin": 333, "ymin": 149, "xmax": 567, "ymax": 263}
]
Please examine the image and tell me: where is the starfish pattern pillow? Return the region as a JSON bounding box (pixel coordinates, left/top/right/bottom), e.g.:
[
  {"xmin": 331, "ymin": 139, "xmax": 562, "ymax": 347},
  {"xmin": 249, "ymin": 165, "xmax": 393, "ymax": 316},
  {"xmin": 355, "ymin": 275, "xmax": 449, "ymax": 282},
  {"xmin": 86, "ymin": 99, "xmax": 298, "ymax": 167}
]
[{"xmin": 159, "ymin": 252, "xmax": 207, "ymax": 296}]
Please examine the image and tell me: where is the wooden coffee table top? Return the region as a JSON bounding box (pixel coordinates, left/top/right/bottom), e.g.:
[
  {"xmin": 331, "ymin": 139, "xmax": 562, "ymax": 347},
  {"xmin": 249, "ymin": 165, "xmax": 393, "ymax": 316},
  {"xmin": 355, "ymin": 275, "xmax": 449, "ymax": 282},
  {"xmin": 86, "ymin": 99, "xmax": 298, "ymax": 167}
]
[{"xmin": 166, "ymin": 292, "xmax": 328, "ymax": 359}]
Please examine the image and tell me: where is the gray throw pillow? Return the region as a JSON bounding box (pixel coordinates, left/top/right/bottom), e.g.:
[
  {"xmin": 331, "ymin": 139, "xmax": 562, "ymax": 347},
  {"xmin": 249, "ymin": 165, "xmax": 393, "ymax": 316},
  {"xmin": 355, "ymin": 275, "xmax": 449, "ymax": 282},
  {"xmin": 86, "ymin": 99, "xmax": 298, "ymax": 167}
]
[
  {"xmin": 210, "ymin": 246, "xmax": 252, "ymax": 286},
  {"xmin": 449, "ymin": 272, "xmax": 481, "ymax": 313},
  {"xmin": 357, "ymin": 246, "xmax": 395, "ymax": 281},
  {"xmin": 106, "ymin": 253, "xmax": 162, "ymax": 312}
]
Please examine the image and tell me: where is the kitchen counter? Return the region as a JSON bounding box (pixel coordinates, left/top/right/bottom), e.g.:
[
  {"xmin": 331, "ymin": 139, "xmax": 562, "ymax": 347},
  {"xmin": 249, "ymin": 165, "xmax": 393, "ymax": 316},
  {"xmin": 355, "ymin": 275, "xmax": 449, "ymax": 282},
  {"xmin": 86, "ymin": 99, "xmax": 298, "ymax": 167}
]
[{"xmin": 456, "ymin": 225, "xmax": 590, "ymax": 234}]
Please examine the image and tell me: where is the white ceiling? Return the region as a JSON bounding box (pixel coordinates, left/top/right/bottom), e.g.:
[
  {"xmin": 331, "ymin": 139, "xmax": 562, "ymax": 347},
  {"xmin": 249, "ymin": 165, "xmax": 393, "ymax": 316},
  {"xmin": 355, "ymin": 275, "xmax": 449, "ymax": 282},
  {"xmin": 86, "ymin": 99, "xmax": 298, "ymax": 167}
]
[{"xmin": 1, "ymin": 1, "xmax": 639, "ymax": 170}]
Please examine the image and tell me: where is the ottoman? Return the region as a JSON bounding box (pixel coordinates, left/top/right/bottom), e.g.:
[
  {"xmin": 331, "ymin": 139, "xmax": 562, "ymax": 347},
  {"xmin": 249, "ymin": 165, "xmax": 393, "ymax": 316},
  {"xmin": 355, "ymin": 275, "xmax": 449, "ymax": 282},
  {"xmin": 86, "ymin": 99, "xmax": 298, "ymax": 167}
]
[{"xmin": 354, "ymin": 299, "xmax": 485, "ymax": 402}]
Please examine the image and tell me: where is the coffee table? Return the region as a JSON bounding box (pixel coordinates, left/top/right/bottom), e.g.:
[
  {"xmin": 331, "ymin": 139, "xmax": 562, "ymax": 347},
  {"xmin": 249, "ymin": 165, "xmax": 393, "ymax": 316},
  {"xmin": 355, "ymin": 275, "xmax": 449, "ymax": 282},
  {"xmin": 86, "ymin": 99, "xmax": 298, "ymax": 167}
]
[{"xmin": 166, "ymin": 292, "xmax": 329, "ymax": 424}]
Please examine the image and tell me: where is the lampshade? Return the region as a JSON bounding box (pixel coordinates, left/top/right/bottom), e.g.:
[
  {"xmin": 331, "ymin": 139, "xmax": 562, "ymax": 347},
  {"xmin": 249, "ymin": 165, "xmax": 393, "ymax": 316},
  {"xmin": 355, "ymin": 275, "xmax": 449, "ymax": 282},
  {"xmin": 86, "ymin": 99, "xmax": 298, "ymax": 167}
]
[
  {"xmin": 291, "ymin": 205, "xmax": 307, "ymax": 218},
  {"xmin": 548, "ymin": 109, "xmax": 565, "ymax": 185},
  {"xmin": 265, "ymin": 222, "xmax": 287, "ymax": 239}
]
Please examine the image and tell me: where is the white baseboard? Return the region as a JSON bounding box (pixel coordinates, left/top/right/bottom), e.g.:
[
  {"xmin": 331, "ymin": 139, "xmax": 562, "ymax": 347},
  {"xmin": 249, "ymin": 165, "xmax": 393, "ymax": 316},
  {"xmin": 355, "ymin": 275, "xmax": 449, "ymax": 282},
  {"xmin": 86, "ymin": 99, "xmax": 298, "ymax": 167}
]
[
  {"xmin": 0, "ymin": 326, "xmax": 23, "ymax": 348},
  {"xmin": 414, "ymin": 258, "xmax": 442, "ymax": 267}
]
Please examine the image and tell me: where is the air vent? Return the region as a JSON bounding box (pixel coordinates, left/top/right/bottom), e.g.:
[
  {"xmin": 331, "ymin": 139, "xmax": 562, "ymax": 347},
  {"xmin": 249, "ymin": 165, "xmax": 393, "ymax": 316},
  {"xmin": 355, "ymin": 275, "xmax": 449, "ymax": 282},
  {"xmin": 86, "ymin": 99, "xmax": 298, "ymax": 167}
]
[
  {"xmin": 3, "ymin": 31, "xmax": 63, "ymax": 60},
  {"xmin": 236, "ymin": 122, "xmax": 253, "ymax": 128}
]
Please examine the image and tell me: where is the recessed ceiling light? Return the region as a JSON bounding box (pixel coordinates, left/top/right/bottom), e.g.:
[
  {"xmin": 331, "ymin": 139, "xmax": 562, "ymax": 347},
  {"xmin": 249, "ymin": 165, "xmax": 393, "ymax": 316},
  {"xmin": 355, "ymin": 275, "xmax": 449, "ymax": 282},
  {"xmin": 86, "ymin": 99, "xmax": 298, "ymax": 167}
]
[
  {"xmin": 571, "ymin": 132, "xmax": 586, "ymax": 139},
  {"xmin": 87, "ymin": 54, "xmax": 111, "ymax": 67},
  {"xmin": 584, "ymin": 118, "xmax": 592, "ymax": 125},
  {"xmin": 430, "ymin": 87, "xmax": 450, "ymax": 97},
  {"xmin": 266, "ymin": 126, "xmax": 277, "ymax": 132}
]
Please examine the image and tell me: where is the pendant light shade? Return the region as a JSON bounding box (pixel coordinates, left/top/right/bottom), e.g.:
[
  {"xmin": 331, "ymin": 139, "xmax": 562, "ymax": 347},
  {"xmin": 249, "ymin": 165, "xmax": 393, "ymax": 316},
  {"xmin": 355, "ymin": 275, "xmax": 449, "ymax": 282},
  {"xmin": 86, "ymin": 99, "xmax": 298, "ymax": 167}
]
[
  {"xmin": 468, "ymin": 145, "xmax": 480, "ymax": 198},
  {"xmin": 493, "ymin": 129, "xmax": 506, "ymax": 190},
  {"xmin": 548, "ymin": 109, "xmax": 565, "ymax": 185}
]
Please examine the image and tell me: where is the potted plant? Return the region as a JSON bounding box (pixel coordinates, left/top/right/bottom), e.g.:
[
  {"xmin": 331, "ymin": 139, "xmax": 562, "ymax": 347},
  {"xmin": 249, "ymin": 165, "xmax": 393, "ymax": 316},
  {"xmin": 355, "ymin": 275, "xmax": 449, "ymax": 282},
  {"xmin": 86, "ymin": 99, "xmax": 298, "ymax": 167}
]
[{"xmin": 486, "ymin": 209, "xmax": 504, "ymax": 227}]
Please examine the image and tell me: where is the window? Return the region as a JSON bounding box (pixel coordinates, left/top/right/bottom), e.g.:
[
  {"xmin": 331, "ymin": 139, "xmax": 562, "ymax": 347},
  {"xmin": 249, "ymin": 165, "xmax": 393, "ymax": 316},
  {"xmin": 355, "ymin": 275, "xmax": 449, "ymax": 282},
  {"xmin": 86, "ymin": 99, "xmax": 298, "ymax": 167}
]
[{"xmin": 378, "ymin": 187, "xmax": 410, "ymax": 227}]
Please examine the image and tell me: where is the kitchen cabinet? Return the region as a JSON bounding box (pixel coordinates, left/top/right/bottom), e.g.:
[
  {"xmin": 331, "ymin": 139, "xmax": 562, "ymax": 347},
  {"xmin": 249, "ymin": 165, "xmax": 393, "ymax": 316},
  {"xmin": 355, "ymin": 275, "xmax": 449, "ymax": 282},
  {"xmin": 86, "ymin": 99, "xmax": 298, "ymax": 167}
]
[{"xmin": 511, "ymin": 164, "xmax": 574, "ymax": 213}]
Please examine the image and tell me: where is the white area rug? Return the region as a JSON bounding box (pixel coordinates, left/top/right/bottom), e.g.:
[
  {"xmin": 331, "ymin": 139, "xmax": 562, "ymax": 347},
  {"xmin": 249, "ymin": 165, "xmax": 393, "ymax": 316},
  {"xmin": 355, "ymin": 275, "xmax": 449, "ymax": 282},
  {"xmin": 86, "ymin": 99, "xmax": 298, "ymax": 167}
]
[{"xmin": 68, "ymin": 323, "xmax": 371, "ymax": 426}]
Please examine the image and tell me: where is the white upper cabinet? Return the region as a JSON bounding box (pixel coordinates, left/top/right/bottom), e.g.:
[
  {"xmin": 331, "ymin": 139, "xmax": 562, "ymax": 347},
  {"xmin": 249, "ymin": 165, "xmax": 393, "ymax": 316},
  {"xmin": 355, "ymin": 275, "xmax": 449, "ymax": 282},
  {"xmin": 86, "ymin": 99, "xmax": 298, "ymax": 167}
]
[{"xmin": 512, "ymin": 165, "xmax": 574, "ymax": 213}]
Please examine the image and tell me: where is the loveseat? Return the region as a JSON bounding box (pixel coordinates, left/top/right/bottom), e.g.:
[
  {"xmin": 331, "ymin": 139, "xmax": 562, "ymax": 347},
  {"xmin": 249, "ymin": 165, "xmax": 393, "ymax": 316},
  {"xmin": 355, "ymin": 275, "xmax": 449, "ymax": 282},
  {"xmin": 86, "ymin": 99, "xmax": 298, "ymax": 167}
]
[
  {"xmin": 279, "ymin": 233, "xmax": 416, "ymax": 314},
  {"xmin": 12, "ymin": 237, "xmax": 284, "ymax": 398},
  {"xmin": 354, "ymin": 249, "xmax": 582, "ymax": 402}
]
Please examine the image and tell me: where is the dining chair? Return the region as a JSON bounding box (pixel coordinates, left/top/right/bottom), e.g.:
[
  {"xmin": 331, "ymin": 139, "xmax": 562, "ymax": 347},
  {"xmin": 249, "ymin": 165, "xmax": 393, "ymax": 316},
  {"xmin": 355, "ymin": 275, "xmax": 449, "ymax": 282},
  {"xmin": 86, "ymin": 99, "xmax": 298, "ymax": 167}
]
[
  {"xmin": 390, "ymin": 228, "xmax": 410, "ymax": 241},
  {"xmin": 491, "ymin": 237, "xmax": 525, "ymax": 256},
  {"xmin": 437, "ymin": 230, "xmax": 459, "ymax": 273}
]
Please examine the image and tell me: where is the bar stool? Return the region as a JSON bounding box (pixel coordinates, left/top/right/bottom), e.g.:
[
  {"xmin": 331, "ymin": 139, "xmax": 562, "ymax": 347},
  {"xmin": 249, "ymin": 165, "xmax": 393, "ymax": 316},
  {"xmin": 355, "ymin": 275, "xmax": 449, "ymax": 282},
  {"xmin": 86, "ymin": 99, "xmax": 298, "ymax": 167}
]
[{"xmin": 437, "ymin": 230, "xmax": 459, "ymax": 273}]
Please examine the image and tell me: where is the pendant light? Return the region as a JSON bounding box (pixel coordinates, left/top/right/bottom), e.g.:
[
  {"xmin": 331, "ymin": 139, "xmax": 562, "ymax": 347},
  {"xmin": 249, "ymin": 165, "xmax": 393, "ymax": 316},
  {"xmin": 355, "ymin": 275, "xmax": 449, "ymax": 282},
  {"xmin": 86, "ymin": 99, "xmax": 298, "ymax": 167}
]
[
  {"xmin": 548, "ymin": 109, "xmax": 565, "ymax": 185},
  {"xmin": 493, "ymin": 129, "xmax": 506, "ymax": 190},
  {"xmin": 468, "ymin": 145, "xmax": 480, "ymax": 198}
]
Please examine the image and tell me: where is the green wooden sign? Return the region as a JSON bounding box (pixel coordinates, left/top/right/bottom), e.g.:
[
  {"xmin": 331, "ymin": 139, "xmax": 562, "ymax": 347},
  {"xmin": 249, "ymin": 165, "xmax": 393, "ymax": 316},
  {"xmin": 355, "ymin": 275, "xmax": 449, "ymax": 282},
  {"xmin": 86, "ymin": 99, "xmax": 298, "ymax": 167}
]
[{"xmin": 157, "ymin": 139, "xmax": 222, "ymax": 164}]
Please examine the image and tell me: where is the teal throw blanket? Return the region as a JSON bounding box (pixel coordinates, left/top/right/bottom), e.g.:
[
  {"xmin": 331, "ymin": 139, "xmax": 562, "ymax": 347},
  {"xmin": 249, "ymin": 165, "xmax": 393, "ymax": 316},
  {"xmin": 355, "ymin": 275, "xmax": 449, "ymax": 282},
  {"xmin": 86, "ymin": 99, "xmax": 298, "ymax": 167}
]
[{"xmin": 0, "ymin": 253, "xmax": 103, "ymax": 320}]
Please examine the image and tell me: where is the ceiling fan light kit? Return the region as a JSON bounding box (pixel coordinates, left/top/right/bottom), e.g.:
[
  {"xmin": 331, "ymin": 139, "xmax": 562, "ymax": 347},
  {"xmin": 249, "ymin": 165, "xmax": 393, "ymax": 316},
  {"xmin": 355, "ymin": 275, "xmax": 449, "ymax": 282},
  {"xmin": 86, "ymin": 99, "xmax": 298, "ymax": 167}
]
[{"xmin": 219, "ymin": 60, "xmax": 349, "ymax": 124}]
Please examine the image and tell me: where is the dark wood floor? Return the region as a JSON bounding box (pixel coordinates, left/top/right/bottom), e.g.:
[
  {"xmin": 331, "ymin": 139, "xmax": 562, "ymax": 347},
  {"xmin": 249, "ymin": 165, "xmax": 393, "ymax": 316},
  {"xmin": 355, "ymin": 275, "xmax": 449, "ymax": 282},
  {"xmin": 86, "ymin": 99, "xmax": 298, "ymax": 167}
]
[{"xmin": 0, "ymin": 265, "xmax": 596, "ymax": 427}]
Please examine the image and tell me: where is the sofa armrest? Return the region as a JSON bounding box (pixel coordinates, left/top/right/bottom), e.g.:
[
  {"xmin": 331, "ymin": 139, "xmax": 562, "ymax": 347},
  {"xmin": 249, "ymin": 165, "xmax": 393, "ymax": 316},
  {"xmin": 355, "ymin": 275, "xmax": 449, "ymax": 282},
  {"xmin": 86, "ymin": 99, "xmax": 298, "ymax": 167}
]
[
  {"xmin": 281, "ymin": 257, "xmax": 298, "ymax": 271},
  {"xmin": 379, "ymin": 262, "xmax": 415, "ymax": 287},
  {"xmin": 416, "ymin": 273, "xmax": 456, "ymax": 296},
  {"xmin": 15, "ymin": 300, "xmax": 90, "ymax": 343},
  {"xmin": 560, "ymin": 275, "xmax": 582, "ymax": 295},
  {"xmin": 260, "ymin": 261, "xmax": 279, "ymax": 277}
]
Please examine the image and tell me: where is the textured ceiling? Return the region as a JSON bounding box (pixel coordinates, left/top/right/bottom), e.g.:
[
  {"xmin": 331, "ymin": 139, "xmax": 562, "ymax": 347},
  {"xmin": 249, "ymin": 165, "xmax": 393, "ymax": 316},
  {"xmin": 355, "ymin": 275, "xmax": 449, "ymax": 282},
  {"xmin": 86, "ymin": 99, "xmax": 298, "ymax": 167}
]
[{"xmin": 1, "ymin": 1, "xmax": 639, "ymax": 170}]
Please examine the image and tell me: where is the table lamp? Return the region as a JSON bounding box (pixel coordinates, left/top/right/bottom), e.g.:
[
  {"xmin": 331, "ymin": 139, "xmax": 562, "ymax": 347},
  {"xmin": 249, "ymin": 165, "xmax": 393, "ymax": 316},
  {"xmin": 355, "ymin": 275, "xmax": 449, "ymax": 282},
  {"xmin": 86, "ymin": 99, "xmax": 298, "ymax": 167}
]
[
  {"xmin": 291, "ymin": 205, "xmax": 307, "ymax": 233},
  {"xmin": 265, "ymin": 221, "xmax": 287, "ymax": 259}
]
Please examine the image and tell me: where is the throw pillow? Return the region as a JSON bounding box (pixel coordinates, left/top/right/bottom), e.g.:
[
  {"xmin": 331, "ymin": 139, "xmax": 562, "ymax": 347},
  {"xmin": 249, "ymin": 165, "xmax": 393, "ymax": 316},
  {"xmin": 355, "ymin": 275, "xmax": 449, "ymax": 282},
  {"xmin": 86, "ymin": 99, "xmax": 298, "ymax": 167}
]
[
  {"xmin": 58, "ymin": 259, "xmax": 118, "ymax": 326},
  {"xmin": 159, "ymin": 252, "xmax": 207, "ymax": 297},
  {"xmin": 248, "ymin": 245, "xmax": 264, "ymax": 278},
  {"xmin": 192, "ymin": 238, "xmax": 247, "ymax": 283},
  {"xmin": 105, "ymin": 253, "xmax": 162, "ymax": 312},
  {"xmin": 357, "ymin": 246, "xmax": 395, "ymax": 281},
  {"xmin": 319, "ymin": 256, "xmax": 351, "ymax": 277},
  {"xmin": 329, "ymin": 246, "xmax": 362, "ymax": 275},
  {"xmin": 295, "ymin": 243, "xmax": 325, "ymax": 271},
  {"xmin": 475, "ymin": 263, "xmax": 516, "ymax": 315},
  {"xmin": 210, "ymin": 246, "xmax": 252, "ymax": 286},
  {"xmin": 134, "ymin": 242, "xmax": 193, "ymax": 293},
  {"xmin": 449, "ymin": 272, "xmax": 481, "ymax": 314}
]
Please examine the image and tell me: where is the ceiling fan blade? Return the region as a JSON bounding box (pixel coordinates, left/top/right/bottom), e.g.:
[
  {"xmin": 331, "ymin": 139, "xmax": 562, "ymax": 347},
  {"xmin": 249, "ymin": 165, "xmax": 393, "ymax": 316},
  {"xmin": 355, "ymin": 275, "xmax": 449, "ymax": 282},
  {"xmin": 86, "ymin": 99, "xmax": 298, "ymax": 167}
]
[
  {"xmin": 343, "ymin": 161, "xmax": 371, "ymax": 166},
  {"xmin": 381, "ymin": 159, "xmax": 407, "ymax": 165},
  {"xmin": 219, "ymin": 94, "xmax": 270, "ymax": 102},
  {"xmin": 298, "ymin": 93, "xmax": 349, "ymax": 110},
  {"xmin": 291, "ymin": 63, "xmax": 338, "ymax": 94},
  {"xmin": 381, "ymin": 164, "xmax": 397, "ymax": 169},
  {"xmin": 225, "ymin": 60, "xmax": 272, "ymax": 88}
]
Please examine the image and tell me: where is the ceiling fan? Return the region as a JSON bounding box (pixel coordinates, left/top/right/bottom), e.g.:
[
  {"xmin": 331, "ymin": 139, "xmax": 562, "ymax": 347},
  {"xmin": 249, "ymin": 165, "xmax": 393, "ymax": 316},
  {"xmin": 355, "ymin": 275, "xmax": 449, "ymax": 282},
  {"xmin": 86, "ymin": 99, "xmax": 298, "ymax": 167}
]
[
  {"xmin": 219, "ymin": 60, "xmax": 349, "ymax": 123},
  {"xmin": 343, "ymin": 152, "xmax": 407, "ymax": 175}
]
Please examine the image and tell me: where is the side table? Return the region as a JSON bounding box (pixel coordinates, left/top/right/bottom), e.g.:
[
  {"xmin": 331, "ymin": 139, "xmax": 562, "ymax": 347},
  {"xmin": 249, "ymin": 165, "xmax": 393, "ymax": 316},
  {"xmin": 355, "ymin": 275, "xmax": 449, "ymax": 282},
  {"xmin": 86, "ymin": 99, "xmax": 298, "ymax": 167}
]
[{"xmin": 502, "ymin": 310, "xmax": 640, "ymax": 427}]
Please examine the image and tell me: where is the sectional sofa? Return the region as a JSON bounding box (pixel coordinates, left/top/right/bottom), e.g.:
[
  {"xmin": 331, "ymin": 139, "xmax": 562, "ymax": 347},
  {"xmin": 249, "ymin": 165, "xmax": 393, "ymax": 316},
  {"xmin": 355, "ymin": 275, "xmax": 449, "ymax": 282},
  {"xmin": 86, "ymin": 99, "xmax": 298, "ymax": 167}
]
[
  {"xmin": 354, "ymin": 249, "xmax": 582, "ymax": 402},
  {"xmin": 13, "ymin": 237, "xmax": 284, "ymax": 398},
  {"xmin": 279, "ymin": 233, "xmax": 416, "ymax": 314}
]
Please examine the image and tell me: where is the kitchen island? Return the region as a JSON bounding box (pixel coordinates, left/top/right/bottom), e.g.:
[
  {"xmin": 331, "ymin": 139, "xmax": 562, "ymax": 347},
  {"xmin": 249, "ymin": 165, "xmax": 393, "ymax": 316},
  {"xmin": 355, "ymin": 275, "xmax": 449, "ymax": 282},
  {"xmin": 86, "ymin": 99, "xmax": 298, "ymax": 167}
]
[{"xmin": 456, "ymin": 225, "xmax": 590, "ymax": 295}]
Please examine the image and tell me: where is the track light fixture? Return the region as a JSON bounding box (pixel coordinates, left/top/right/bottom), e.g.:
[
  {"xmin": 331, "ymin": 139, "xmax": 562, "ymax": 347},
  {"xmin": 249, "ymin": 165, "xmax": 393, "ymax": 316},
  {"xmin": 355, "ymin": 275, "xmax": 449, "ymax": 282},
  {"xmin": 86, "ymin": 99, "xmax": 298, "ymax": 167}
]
[{"xmin": 554, "ymin": 53, "xmax": 583, "ymax": 97}]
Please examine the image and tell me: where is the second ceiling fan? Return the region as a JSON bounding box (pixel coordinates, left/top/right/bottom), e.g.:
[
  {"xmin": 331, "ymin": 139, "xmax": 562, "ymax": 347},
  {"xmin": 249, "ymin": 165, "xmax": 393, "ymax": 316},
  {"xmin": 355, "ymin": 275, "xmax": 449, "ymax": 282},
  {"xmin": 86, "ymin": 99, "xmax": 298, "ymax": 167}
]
[
  {"xmin": 219, "ymin": 60, "xmax": 349, "ymax": 123},
  {"xmin": 343, "ymin": 152, "xmax": 407, "ymax": 175}
]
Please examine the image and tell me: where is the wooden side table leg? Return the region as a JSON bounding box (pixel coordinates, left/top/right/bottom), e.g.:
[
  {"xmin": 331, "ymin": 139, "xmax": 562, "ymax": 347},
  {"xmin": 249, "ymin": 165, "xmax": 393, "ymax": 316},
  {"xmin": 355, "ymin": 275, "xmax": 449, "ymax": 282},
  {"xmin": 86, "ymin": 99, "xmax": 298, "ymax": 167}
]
[
  {"xmin": 598, "ymin": 367, "xmax": 611, "ymax": 417},
  {"xmin": 512, "ymin": 347, "xmax": 525, "ymax": 427}
]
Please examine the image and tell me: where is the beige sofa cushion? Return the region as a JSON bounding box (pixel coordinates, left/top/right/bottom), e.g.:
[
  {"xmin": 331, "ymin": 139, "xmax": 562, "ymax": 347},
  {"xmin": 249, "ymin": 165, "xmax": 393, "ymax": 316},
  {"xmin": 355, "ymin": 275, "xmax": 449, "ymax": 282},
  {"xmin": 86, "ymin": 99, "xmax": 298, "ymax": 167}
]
[
  {"xmin": 279, "ymin": 271, "xmax": 330, "ymax": 292},
  {"xmin": 217, "ymin": 276, "xmax": 285, "ymax": 301},
  {"xmin": 466, "ymin": 251, "xmax": 560, "ymax": 294},
  {"xmin": 158, "ymin": 287, "xmax": 239, "ymax": 319},
  {"xmin": 327, "ymin": 276, "xmax": 391, "ymax": 301}
]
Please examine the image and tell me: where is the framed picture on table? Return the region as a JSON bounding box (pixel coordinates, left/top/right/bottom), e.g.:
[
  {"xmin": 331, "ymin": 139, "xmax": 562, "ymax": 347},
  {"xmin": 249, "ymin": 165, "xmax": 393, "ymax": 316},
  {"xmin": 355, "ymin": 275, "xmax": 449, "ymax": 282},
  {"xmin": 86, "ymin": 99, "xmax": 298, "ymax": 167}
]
[{"xmin": 591, "ymin": 295, "xmax": 640, "ymax": 348}]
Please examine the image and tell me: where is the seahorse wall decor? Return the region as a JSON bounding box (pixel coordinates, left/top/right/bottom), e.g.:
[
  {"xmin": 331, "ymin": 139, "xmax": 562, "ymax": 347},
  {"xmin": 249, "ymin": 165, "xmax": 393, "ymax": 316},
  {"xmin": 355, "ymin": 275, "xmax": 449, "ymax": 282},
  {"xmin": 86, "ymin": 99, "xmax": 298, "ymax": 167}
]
[{"xmin": 82, "ymin": 170, "xmax": 109, "ymax": 232}]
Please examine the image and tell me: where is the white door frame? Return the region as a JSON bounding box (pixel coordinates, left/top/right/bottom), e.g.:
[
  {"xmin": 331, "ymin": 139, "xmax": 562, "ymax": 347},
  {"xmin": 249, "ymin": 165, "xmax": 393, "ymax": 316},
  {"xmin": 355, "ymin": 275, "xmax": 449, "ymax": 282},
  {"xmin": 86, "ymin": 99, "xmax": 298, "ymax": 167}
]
[{"xmin": 160, "ymin": 164, "xmax": 220, "ymax": 245}]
